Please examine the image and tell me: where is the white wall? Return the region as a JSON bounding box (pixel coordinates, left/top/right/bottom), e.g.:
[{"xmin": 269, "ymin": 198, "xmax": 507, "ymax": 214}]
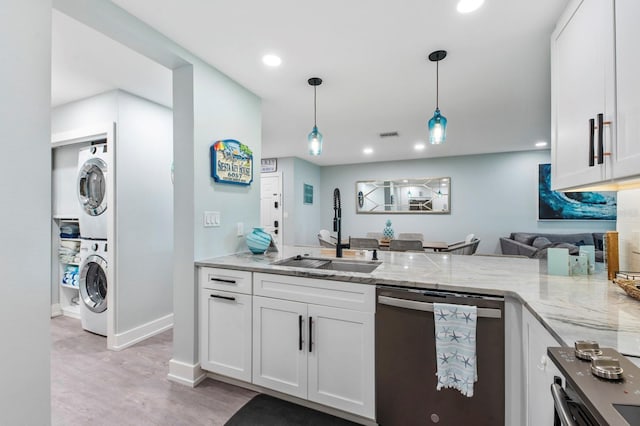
[
  {"xmin": 617, "ymin": 189, "xmax": 640, "ymax": 271},
  {"xmin": 278, "ymin": 157, "xmax": 322, "ymax": 246},
  {"xmin": 320, "ymin": 150, "xmax": 615, "ymax": 254},
  {"xmin": 0, "ymin": 1, "xmax": 52, "ymax": 423},
  {"xmin": 115, "ymin": 91, "xmax": 173, "ymax": 335}
]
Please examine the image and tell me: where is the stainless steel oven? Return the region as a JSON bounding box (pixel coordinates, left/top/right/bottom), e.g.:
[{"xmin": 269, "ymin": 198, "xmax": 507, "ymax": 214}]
[{"xmin": 548, "ymin": 346, "xmax": 640, "ymax": 426}]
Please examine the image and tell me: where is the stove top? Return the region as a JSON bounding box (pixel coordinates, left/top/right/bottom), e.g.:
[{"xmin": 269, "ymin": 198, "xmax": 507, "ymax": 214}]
[{"xmin": 548, "ymin": 347, "xmax": 640, "ymax": 426}]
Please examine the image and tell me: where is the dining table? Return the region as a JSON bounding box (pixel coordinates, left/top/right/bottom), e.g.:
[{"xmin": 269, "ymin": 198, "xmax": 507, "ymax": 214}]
[{"xmin": 378, "ymin": 239, "xmax": 449, "ymax": 252}]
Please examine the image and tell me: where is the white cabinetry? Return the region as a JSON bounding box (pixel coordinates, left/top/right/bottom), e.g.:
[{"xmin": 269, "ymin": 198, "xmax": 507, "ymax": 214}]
[
  {"xmin": 522, "ymin": 308, "xmax": 563, "ymax": 426},
  {"xmin": 199, "ymin": 268, "xmax": 252, "ymax": 382},
  {"xmin": 552, "ymin": 0, "xmax": 640, "ymax": 190},
  {"xmin": 551, "ymin": 0, "xmax": 615, "ymax": 190},
  {"xmin": 252, "ymin": 273, "xmax": 375, "ymax": 419},
  {"xmin": 612, "ymin": 0, "xmax": 640, "ymax": 179}
]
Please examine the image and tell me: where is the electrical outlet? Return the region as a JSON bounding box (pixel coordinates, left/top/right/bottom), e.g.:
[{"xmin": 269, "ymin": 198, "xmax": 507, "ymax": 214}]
[
  {"xmin": 237, "ymin": 222, "xmax": 244, "ymax": 236},
  {"xmin": 204, "ymin": 211, "xmax": 220, "ymax": 227}
]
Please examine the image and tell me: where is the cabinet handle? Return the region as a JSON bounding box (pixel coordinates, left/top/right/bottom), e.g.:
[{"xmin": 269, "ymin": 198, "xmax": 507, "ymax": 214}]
[
  {"xmin": 209, "ymin": 277, "xmax": 236, "ymax": 284},
  {"xmin": 210, "ymin": 294, "xmax": 236, "ymax": 301},
  {"xmin": 589, "ymin": 118, "xmax": 595, "ymax": 167},
  {"xmin": 308, "ymin": 316, "xmax": 313, "ymax": 353},
  {"xmin": 298, "ymin": 315, "xmax": 303, "ymax": 351},
  {"xmin": 597, "ymin": 113, "xmax": 604, "ymax": 165}
]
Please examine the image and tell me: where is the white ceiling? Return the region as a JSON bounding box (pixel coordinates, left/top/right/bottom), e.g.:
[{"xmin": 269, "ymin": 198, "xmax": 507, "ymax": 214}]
[{"xmin": 52, "ymin": 0, "xmax": 569, "ymax": 166}]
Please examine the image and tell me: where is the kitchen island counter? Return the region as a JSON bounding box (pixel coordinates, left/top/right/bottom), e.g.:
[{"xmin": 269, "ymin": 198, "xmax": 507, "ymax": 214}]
[{"xmin": 196, "ymin": 246, "xmax": 640, "ymax": 357}]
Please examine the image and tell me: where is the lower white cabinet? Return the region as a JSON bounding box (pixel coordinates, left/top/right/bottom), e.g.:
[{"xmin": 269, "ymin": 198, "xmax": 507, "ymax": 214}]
[
  {"xmin": 199, "ymin": 268, "xmax": 252, "ymax": 382},
  {"xmin": 252, "ymin": 273, "xmax": 375, "ymax": 419},
  {"xmin": 522, "ymin": 308, "xmax": 563, "ymax": 426}
]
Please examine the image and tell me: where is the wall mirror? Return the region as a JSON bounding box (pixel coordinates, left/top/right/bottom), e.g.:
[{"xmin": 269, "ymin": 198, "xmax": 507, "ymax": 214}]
[{"xmin": 355, "ymin": 177, "xmax": 450, "ymax": 214}]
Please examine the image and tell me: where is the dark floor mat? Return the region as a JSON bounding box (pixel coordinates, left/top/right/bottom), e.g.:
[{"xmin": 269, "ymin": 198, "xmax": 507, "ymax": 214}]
[{"xmin": 224, "ymin": 393, "xmax": 359, "ymax": 426}]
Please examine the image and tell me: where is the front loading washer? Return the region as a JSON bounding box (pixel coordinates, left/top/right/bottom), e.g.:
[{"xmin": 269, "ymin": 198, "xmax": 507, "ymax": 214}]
[
  {"xmin": 77, "ymin": 143, "xmax": 108, "ymax": 239},
  {"xmin": 78, "ymin": 239, "xmax": 108, "ymax": 336}
]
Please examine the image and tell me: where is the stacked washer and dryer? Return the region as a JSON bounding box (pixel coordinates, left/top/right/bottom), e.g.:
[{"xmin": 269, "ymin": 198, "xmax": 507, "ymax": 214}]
[{"xmin": 77, "ymin": 143, "xmax": 109, "ymax": 336}]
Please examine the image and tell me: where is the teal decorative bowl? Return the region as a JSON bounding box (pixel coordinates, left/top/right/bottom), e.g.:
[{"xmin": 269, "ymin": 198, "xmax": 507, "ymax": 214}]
[{"xmin": 246, "ymin": 227, "xmax": 271, "ymax": 254}]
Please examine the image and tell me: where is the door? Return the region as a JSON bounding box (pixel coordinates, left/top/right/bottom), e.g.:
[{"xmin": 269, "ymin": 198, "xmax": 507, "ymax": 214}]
[
  {"xmin": 260, "ymin": 172, "xmax": 282, "ymax": 248},
  {"xmin": 551, "ymin": 0, "xmax": 615, "ymax": 190},
  {"xmin": 79, "ymin": 254, "xmax": 107, "ymax": 313},
  {"xmin": 77, "ymin": 156, "xmax": 107, "ymax": 216},
  {"xmin": 200, "ymin": 289, "xmax": 252, "ymax": 382},
  {"xmin": 307, "ymin": 304, "xmax": 375, "ymax": 419},
  {"xmin": 613, "ymin": 0, "xmax": 640, "ymax": 179},
  {"xmin": 252, "ymin": 296, "xmax": 307, "ymax": 398}
]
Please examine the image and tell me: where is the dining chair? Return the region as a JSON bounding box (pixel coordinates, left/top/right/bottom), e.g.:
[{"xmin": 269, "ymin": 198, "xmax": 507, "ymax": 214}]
[
  {"xmin": 397, "ymin": 232, "xmax": 424, "ymax": 241},
  {"xmin": 444, "ymin": 238, "xmax": 480, "ymax": 255},
  {"xmin": 389, "ymin": 239, "xmax": 424, "ymax": 252},
  {"xmin": 349, "ymin": 237, "xmax": 380, "ymax": 249},
  {"xmin": 317, "ymin": 229, "xmax": 337, "ymax": 247}
]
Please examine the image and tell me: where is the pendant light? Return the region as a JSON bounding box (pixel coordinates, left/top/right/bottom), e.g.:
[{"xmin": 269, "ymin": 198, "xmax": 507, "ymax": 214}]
[
  {"xmin": 428, "ymin": 50, "xmax": 448, "ymax": 144},
  {"xmin": 307, "ymin": 77, "xmax": 323, "ymax": 156}
]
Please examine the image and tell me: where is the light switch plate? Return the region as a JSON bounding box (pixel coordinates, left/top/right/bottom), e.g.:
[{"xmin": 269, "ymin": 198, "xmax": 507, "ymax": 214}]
[{"xmin": 204, "ymin": 211, "xmax": 220, "ymax": 227}]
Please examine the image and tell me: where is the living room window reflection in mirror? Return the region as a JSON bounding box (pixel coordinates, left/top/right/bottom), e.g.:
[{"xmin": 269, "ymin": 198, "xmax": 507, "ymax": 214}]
[{"xmin": 355, "ymin": 177, "xmax": 450, "ymax": 214}]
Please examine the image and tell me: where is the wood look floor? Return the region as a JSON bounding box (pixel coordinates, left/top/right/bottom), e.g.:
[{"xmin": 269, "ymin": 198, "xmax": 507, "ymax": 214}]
[{"xmin": 51, "ymin": 316, "xmax": 256, "ymax": 426}]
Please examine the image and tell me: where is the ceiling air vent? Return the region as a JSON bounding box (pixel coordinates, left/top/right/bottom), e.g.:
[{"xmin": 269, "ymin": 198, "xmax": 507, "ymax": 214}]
[{"xmin": 379, "ymin": 131, "xmax": 399, "ymax": 138}]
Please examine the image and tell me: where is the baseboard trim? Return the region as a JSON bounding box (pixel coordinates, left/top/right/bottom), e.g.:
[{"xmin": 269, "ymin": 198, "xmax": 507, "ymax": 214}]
[
  {"xmin": 109, "ymin": 313, "xmax": 174, "ymax": 351},
  {"xmin": 167, "ymin": 359, "xmax": 206, "ymax": 387},
  {"xmin": 51, "ymin": 304, "xmax": 63, "ymax": 318}
]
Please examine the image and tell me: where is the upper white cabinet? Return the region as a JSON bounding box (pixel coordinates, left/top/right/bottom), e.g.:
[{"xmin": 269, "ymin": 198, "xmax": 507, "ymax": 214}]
[
  {"xmin": 612, "ymin": 0, "xmax": 640, "ymax": 179},
  {"xmin": 551, "ymin": 0, "xmax": 640, "ymax": 190},
  {"xmin": 551, "ymin": 0, "xmax": 615, "ymax": 190}
]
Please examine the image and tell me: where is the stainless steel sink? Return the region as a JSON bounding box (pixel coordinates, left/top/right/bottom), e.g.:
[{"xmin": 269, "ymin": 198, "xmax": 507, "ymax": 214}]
[{"xmin": 272, "ymin": 255, "xmax": 380, "ymax": 273}]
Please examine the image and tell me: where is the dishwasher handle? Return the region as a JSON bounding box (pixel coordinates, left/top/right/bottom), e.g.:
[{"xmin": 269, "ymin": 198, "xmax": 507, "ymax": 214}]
[{"xmin": 378, "ymin": 295, "xmax": 502, "ymax": 319}]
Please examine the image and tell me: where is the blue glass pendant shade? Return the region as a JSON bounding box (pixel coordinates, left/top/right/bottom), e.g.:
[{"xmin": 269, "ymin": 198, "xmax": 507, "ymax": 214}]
[
  {"xmin": 428, "ymin": 108, "xmax": 447, "ymax": 144},
  {"xmin": 308, "ymin": 125, "xmax": 323, "ymax": 156}
]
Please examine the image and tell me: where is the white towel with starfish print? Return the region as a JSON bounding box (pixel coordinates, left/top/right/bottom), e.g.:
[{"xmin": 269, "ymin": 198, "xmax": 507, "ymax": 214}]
[{"xmin": 433, "ymin": 302, "xmax": 477, "ymax": 397}]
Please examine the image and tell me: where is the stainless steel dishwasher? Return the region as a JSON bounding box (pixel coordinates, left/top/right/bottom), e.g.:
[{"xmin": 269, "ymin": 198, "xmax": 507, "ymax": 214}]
[{"xmin": 376, "ymin": 286, "xmax": 505, "ymax": 425}]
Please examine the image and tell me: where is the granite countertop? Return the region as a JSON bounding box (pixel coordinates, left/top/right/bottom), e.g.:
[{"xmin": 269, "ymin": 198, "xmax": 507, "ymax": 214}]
[{"xmin": 196, "ymin": 246, "xmax": 640, "ymax": 357}]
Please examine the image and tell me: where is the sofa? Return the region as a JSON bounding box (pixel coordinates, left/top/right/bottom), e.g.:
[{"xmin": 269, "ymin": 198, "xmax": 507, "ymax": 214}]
[{"xmin": 500, "ymin": 232, "xmax": 605, "ymax": 262}]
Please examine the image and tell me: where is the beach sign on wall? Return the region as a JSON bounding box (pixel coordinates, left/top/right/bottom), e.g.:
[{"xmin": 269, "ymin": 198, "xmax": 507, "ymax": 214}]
[{"xmin": 210, "ymin": 139, "xmax": 253, "ymax": 185}]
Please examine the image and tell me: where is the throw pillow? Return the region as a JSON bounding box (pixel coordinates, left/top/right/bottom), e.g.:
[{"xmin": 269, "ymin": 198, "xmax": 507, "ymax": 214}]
[{"xmin": 532, "ymin": 236, "xmax": 552, "ymax": 249}]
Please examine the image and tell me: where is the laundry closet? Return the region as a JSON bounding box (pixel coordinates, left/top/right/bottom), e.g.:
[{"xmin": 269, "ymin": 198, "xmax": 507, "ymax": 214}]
[{"xmin": 51, "ymin": 89, "xmax": 173, "ymax": 350}]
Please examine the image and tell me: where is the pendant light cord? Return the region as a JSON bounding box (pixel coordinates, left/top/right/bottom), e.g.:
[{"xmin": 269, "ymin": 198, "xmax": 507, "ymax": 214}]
[
  {"xmin": 436, "ymin": 60, "xmax": 439, "ymax": 109},
  {"xmin": 314, "ymin": 86, "xmax": 317, "ymax": 126}
]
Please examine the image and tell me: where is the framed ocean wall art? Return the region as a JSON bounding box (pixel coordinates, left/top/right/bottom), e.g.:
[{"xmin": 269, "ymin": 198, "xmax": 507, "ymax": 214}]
[{"xmin": 538, "ymin": 163, "xmax": 616, "ymax": 220}]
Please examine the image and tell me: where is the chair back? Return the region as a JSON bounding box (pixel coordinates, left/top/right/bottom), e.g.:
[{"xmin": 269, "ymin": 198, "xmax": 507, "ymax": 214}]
[
  {"xmin": 465, "ymin": 233, "xmax": 475, "ymax": 243},
  {"xmin": 389, "ymin": 239, "xmax": 423, "ymax": 252},
  {"xmin": 317, "ymin": 229, "xmax": 336, "ymax": 247},
  {"xmin": 445, "ymin": 238, "xmax": 480, "ymax": 255},
  {"xmin": 398, "ymin": 232, "xmax": 424, "ymax": 241},
  {"xmin": 349, "ymin": 237, "xmax": 379, "ymax": 249}
]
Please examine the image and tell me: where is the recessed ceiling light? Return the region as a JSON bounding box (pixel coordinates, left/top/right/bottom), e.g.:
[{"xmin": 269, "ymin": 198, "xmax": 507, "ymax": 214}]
[
  {"xmin": 414, "ymin": 142, "xmax": 426, "ymax": 151},
  {"xmin": 262, "ymin": 54, "xmax": 282, "ymax": 67},
  {"xmin": 457, "ymin": 0, "xmax": 485, "ymax": 14},
  {"xmin": 535, "ymin": 141, "xmax": 548, "ymax": 148},
  {"xmin": 363, "ymin": 148, "xmax": 373, "ymax": 154}
]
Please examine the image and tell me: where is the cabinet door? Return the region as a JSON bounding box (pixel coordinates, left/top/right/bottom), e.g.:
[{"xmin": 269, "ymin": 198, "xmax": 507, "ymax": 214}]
[
  {"xmin": 252, "ymin": 296, "xmax": 308, "ymax": 399},
  {"xmin": 199, "ymin": 289, "xmax": 252, "ymax": 382},
  {"xmin": 613, "ymin": 0, "xmax": 640, "ymax": 179},
  {"xmin": 522, "ymin": 309, "xmax": 563, "ymax": 426},
  {"xmin": 551, "ymin": 0, "xmax": 615, "ymax": 190},
  {"xmin": 307, "ymin": 305, "xmax": 375, "ymax": 419}
]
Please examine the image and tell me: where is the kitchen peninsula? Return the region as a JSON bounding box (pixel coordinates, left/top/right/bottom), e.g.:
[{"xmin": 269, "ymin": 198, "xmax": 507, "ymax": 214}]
[{"xmin": 195, "ymin": 247, "xmax": 640, "ymax": 425}]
